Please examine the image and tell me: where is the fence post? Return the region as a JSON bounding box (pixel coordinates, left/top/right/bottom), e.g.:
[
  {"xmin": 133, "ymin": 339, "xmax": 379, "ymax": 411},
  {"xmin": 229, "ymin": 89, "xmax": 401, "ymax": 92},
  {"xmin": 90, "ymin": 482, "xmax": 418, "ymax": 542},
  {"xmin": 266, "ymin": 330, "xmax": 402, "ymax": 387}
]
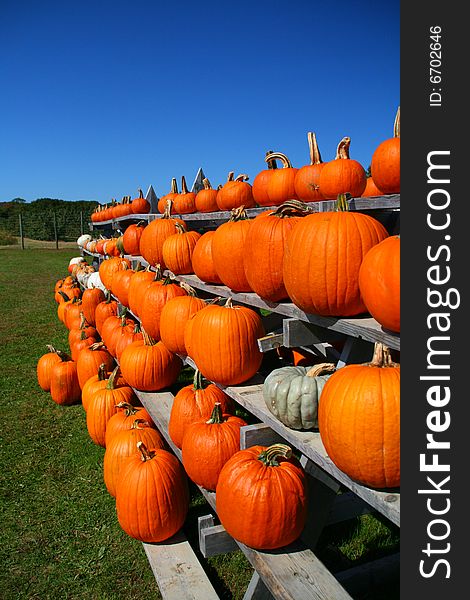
[
  {"xmin": 53, "ymin": 212, "xmax": 59, "ymax": 250},
  {"xmin": 19, "ymin": 214, "xmax": 25, "ymax": 249}
]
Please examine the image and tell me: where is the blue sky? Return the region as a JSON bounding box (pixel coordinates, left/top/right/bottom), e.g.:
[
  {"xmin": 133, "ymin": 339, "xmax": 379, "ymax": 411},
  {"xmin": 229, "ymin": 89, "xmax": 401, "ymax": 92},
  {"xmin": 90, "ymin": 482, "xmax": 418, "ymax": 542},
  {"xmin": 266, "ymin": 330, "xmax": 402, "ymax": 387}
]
[{"xmin": 0, "ymin": 0, "xmax": 399, "ymax": 203}]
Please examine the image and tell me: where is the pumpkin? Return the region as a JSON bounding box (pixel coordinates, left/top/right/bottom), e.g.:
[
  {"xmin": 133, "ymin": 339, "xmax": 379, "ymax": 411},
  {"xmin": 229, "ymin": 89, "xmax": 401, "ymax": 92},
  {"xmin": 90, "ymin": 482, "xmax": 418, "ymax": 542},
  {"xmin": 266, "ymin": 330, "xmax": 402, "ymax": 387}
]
[
  {"xmin": 371, "ymin": 107, "xmax": 400, "ymax": 194},
  {"xmin": 86, "ymin": 366, "xmax": 137, "ymax": 447},
  {"xmin": 37, "ymin": 345, "xmax": 64, "ymax": 392},
  {"xmin": 104, "ymin": 420, "xmax": 166, "ymax": 497},
  {"xmin": 67, "ymin": 312, "xmax": 97, "ymax": 349},
  {"xmin": 111, "ymin": 264, "xmax": 135, "ymax": 307},
  {"xmin": 162, "ymin": 223, "xmax": 201, "ymax": 275},
  {"xmin": 283, "ymin": 194, "xmax": 389, "ymax": 316},
  {"xmin": 191, "ymin": 231, "xmax": 222, "ymax": 284},
  {"xmin": 216, "ymin": 444, "xmax": 307, "ymax": 549},
  {"xmin": 359, "ymin": 236, "xmax": 400, "ymax": 332},
  {"xmin": 115, "ymin": 322, "xmax": 143, "ymax": 362},
  {"xmin": 252, "ymin": 151, "xmax": 278, "ymax": 206},
  {"xmin": 158, "ymin": 178, "xmax": 178, "ymax": 214},
  {"xmin": 86, "ymin": 271, "xmax": 106, "ymax": 292},
  {"xmin": 212, "ymin": 206, "xmax": 253, "ymax": 292},
  {"xmin": 119, "ymin": 330, "xmax": 182, "ymax": 392},
  {"xmin": 159, "ymin": 288, "xmax": 206, "ymax": 354},
  {"xmin": 115, "ymin": 442, "xmax": 189, "ymax": 543},
  {"xmin": 81, "ymin": 287, "xmax": 105, "ymax": 326},
  {"xmin": 139, "ymin": 201, "xmax": 186, "ymax": 269},
  {"xmin": 77, "ymin": 234, "xmax": 92, "ymax": 247},
  {"xmin": 101, "ymin": 311, "xmax": 135, "ymax": 358},
  {"xmin": 95, "ymin": 292, "xmax": 119, "ymax": 335},
  {"xmin": 361, "ymin": 177, "xmax": 384, "ymax": 197},
  {"xmin": 81, "ymin": 363, "xmax": 111, "ymax": 412},
  {"xmin": 195, "ymin": 178, "xmax": 219, "ymax": 213},
  {"xmin": 50, "ymin": 353, "xmax": 82, "ymax": 406},
  {"xmin": 128, "ymin": 265, "xmax": 160, "ymax": 318},
  {"xmin": 122, "ymin": 221, "xmax": 146, "ymax": 255},
  {"xmin": 182, "ymin": 402, "xmax": 246, "ymax": 491},
  {"xmin": 168, "ymin": 369, "xmax": 234, "ymax": 449},
  {"xmin": 189, "ymin": 298, "xmax": 265, "ymax": 386},
  {"xmin": 140, "ymin": 274, "xmax": 187, "ymax": 341},
  {"xmin": 64, "ymin": 299, "xmax": 84, "ymax": 331},
  {"xmin": 264, "ymin": 152, "xmax": 298, "ymax": 206},
  {"xmin": 263, "ymin": 362, "xmax": 336, "ymax": 430},
  {"xmin": 105, "ymin": 402, "xmax": 154, "ymax": 447},
  {"xmin": 216, "ymin": 172, "xmax": 255, "ymax": 211},
  {"xmin": 131, "ymin": 188, "xmax": 151, "ymax": 214},
  {"xmin": 318, "ymin": 343, "xmax": 400, "ymax": 488},
  {"xmin": 319, "ymin": 137, "xmax": 367, "ymax": 199},
  {"xmin": 76, "ymin": 342, "xmax": 115, "ymax": 389},
  {"xmin": 173, "ymin": 176, "xmax": 196, "ymax": 214},
  {"xmin": 294, "ymin": 132, "xmax": 325, "ymax": 202},
  {"xmin": 70, "ymin": 329, "xmax": 99, "ymax": 362},
  {"xmin": 244, "ymin": 201, "xmax": 307, "ymax": 302},
  {"xmin": 55, "ymin": 283, "xmax": 81, "ymax": 304},
  {"xmin": 99, "ymin": 256, "xmax": 131, "ymax": 291}
]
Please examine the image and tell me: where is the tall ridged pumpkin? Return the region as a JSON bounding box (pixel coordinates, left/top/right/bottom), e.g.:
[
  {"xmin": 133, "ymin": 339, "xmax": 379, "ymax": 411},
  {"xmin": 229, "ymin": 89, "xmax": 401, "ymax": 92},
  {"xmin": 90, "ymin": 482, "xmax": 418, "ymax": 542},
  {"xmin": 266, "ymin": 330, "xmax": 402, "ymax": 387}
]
[
  {"xmin": 128, "ymin": 265, "xmax": 160, "ymax": 318},
  {"xmin": 283, "ymin": 195, "xmax": 389, "ymax": 316},
  {"xmin": 122, "ymin": 221, "xmax": 146, "ymax": 255},
  {"xmin": 37, "ymin": 345, "xmax": 65, "ymax": 392},
  {"xmin": 216, "ymin": 172, "xmax": 255, "ymax": 211},
  {"xmin": 252, "ymin": 151, "xmax": 278, "ymax": 206},
  {"xmin": 264, "ymin": 152, "xmax": 298, "ymax": 206},
  {"xmin": 119, "ymin": 330, "xmax": 182, "ymax": 392},
  {"xmin": 115, "ymin": 442, "xmax": 189, "ymax": 543},
  {"xmin": 191, "ymin": 231, "xmax": 222, "ymax": 284},
  {"xmin": 244, "ymin": 201, "xmax": 307, "ymax": 302},
  {"xmin": 294, "ymin": 132, "xmax": 325, "ymax": 202},
  {"xmin": 319, "ymin": 137, "xmax": 367, "ymax": 199},
  {"xmin": 189, "ymin": 298, "xmax": 265, "ymax": 386},
  {"xmin": 162, "ymin": 223, "xmax": 201, "ymax": 275},
  {"xmin": 212, "ymin": 206, "xmax": 253, "ymax": 292},
  {"xmin": 371, "ymin": 106, "xmax": 400, "ymax": 195},
  {"xmin": 216, "ymin": 444, "xmax": 307, "ymax": 549},
  {"xmin": 81, "ymin": 287, "xmax": 105, "ymax": 326},
  {"xmin": 318, "ymin": 343, "xmax": 400, "ymax": 488},
  {"xmin": 95, "ymin": 292, "xmax": 119, "ymax": 335},
  {"xmin": 140, "ymin": 274, "xmax": 187, "ymax": 341},
  {"xmin": 76, "ymin": 342, "xmax": 115, "ymax": 389},
  {"xmin": 159, "ymin": 288, "xmax": 206, "ymax": 354},
  {"xmin": 50, "ymin": 353, "xmax": 81, "ymax": 406},
  {"xmin": 139, "ymin": 201, "xmax": 186, "ymax": 269},
  {"xmin": 168, "ymin": 369, "xmax": 234, "ymax": 449},
  {"xmin": 359, "ymin": 236, "xmax": 400, "ymax": 332},
  {"xmin": 99, "ymin": 256, "xmax": 131, "ymax": 291}
]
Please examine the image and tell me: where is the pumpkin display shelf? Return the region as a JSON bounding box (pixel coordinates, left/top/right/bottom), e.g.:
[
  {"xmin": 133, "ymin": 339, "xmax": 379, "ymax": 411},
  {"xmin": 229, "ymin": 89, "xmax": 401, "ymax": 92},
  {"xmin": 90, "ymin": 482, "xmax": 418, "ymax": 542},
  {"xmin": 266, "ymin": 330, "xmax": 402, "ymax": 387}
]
[{"xmin": 79, "ymin": 195, "xmax": 401, "ymax": 600}]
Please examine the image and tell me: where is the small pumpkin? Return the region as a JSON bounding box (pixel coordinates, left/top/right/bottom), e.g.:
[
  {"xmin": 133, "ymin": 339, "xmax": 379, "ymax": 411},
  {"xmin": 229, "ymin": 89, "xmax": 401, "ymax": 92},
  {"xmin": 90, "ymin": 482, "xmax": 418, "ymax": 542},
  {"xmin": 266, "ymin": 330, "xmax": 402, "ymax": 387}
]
[
  {"xmin": 294, "ymin": 132, "xmax": 325, "ymax": 202},
  {"xmin": 319, "ymin": 137, "xmax": 367, "ymax": 199},
  {"xmin": 216, "ymin": 172, "xmax": 255, "ymax": 211},
  {"xmin": 371, "ymin": 107, "xmax": 400, "ymax": 194},
  {"xmin": 37, "ymin": 345, "xmax": 64, "ymax": 392},
  {"xmin": 131, "ymin": 188, "xmax": 151, "ymax": 214},
  {"xmin": 361, "ymin": 176, "xmax": 384, "ymax": 197},
  {"xmin": 162, "ymin": 222, "xmax": 201, "ymax": 275},
  {"xmin": 264, "ymin": 151, "xmax": 298, "ymax": 206},
  {"xmin": 173, "ymin": 176, "xmax": 196, "ymax": 214},
  {"xmin": 216, "ymin": 444, "xmax": 307, "ymax": 549},
  {"xmin": 263, "ymin": 362, "xmax": 336, "ymax": 430},
  {"xmin": 195, "ymin": 178, "xmax": 219, "ymax": 213}
]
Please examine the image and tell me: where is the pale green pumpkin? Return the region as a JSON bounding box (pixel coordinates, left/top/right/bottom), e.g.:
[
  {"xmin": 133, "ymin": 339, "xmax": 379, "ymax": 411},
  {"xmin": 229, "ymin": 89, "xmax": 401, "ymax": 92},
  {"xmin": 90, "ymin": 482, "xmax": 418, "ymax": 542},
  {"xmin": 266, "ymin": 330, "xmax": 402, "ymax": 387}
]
[{"xmin": 263, "ymin": 362, "xmax": 336, "ymax": 430}]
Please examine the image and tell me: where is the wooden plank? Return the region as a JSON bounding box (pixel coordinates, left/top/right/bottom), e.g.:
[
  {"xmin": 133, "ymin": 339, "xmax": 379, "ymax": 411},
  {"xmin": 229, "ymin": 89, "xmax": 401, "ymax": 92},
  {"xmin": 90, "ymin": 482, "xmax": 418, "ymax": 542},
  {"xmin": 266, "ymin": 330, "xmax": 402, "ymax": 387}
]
[
  {"xmin": 224, "ymin": 383, "xmax": 400, "ymax": 526},
  {"xmin": 198, "ymin": 515, "xmax": 238, "ymax": 557},
  {"xmin": 135, "ymin": 390, "xmax": 353, "ymax": 600},
  {"xmin": 142, "ymin": 532, "xmax": 220, "ymax": 600}
]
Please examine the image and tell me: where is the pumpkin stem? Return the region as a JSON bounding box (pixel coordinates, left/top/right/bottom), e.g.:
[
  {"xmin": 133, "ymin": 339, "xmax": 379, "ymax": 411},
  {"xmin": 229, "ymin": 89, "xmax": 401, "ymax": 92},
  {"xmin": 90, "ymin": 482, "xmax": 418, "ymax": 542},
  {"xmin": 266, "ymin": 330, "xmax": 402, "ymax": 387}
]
[
  {"xmin": 89, "ymin": 341, "xmax": 106, "ymax": 351},
  {"xmin": 206, "ymin": 402, "xmax": 224, "ymax": 424},
  {"xmin": 265, "ymin": 152, "xmax": 293, "ymax": 169},
  {"xmin": 57, "ymin": 349, "xmax": 72, "ymax": 362},
  {"xmin": 141, "ymin": 328, "xmax": 157, "ymax": 346},
  {"xmin": 153, "ymin": 264, "xmax": 163, "ymax": 281},
  {"xmin": 258, "ymin": 444, "xmax": 293, "ymax": 467},
  {"xmin": 307, "ymin": 132, "xmax": 323, "ymax": 165},
  {"xmin": 137, "ymin": 441, "xmax": 155, "ymax": 461},
  {"xmin": 393, "ymin": 106, "xmax": 400, "ymax": 138},
  {"xmin": 367, "ymin": 343, "xmax": 400, "ymax": 368},
  {"xmin": 46, "ymin": 344, "xmax": 58, "ymax": 354},
  {"xmin": 193, "ymin": 368, "xmax": 205, "ymax": 390},
  {"xmin": 224, "ymin": 297, "xmax": 234, "ymax": 309},
  {"xmin": 229, "ymin": 206, "xmax": 248, "ymax": 222},
  {"xmin": 115, "ymin": 401, "xmax": 139, "ymax": 415},
  {"xmin": 202, "ymin": 178, "xmax": 212, "ymax": 190},
  {"xmin": 335, "ymin": 137, "xmax": 352, "ymax": 160},
  {"xmin": 117, "ymin": 305, "xmax": 128, "ymax": 319},
  {"xmin": 181, "ymin": 175, "xmax": 189, "ymax": 194},
  {"xmin": 235, "ymin": 174, "xmax": 249, "ymax": 182},
  {"xmin": 271, "ymin": 200, "xmax": 310, "ymax": 218},
  {"xmin": 170, "ymin": 178, "xmax": 178, "ymax": 194},
  {"xmin": 105, "ymin": 365, "xmax": 121, "ymax": 389},
  {"xmin": 138, "ymin": 188, "xmax": 144, "ymax": 199},
  {"xmin": 334, "ymin": 193, "xmax": 352, "ymax": 212},
  {"xmin": 97, "ymin": 363, "xmax": 107, "ymax": 381},
  {"xmin": 104, "ymin": 290, "xmax": 112, "ymax": 304},
  {"xmin": 58, "ymin": 290, "xmax": 70, "ymax": 302},
  {"xmin": 179, "ymin": 281, "xmax": 197, "ymax": 296},
  {"xmin": 306, "ymin": 363, "xmax": 336, "ymax": 377},
  {"xmin": 174, "ymin": 222, "xmax": 186, "ymax": 234},
  {"xmin": 226, "ymin": 171, "xmax": 235, "ymax": 182},
  {"xmin": 265, "ymin": 150, "xmax": 278, "ymax": 170},
  {"xmin": 131, "ymin": 418, "xmax": 149, "ymax": 430},
  {"xmin": 163, "ymin": 199, "xmax": 174, "ymax": 218}
]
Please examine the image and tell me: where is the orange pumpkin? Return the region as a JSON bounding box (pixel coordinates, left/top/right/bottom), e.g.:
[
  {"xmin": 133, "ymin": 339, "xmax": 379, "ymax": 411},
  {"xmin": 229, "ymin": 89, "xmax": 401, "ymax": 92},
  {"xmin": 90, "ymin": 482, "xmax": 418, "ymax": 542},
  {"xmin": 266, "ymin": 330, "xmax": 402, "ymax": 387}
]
[
  {"xmin": 139, "ymin": 202, "xmax": 186, "ymax": 269},
  {"xmin": 127, "ymin": 265, "xmax": 160, "ymax": 318},
  {"xmin": 173, "ymin": 176, "xmax": 196, "ymax": 214},
  {"xmin": 81, "ymin": 287, "xmax": 105, "ymax": 326},
  {"xmin": 361, "ymin": 177, "xmax": 384, "ymax": 197},
  {"xmin": 76, "ymin": 342, "xmax": 115, "ymax": 389},
  {"xmin": 140, "ymin": 274, "xmax": 187, "ymax": 341},
  {"xmin": 50, "ymin": 354, "xmax": 82, "ymax": 406},
  {"xmin": 263, "ymin": 152, "xmax": 298, "ymax": 206},
  {"xmin": 195, "ymin": 178, "xmax": 219, "ymax": 213},
  {"xmin": 158, "ymin": 178, "xmax": 178, "ymax": 214},
  {"xmin": 294, "ymin": 132, "xmax": 325, "ymax": 202},
  {"xmin": 216, "ymin": 172, "xmax": 255, "ymax": 211},
  {"xmin": 371, "ymin": 107, "xmax": 400, "ymax": 194},
  {"xmin": 162, "ymin": 223, "xmax": 201, "ymax": 275},
  {"xmin": 319, "ymin": 137, "xmax": 367, "ymax": 199},
  {"xmin": 252, "ymin": 151, "xmax": 278, "ymax": 206},
  {"xmin": 37, "ymin": 345, "xmax": 65, "ymax": 392},
  {"xmin": 122, "ymin": 221, "xmax": 146, "ymax": 255},
  {"xmin": 105, "ymin": 402, "xmax": 155, "ymax": 447},
  {"xmin": 359, "ymin": 236, "xmax": 400, "ymax": 332},
  {"xmin": 159, "ymin": 291, "xmax": 206, "ymax": 354},
  {"xmin": 191, "ymin": 231, "xmax": 223, "ymax": 284},
  {"xmin": 131, "ymin": 189, "xmax": 151, "ymax": 214},
  {"xmin": 95, "ymin": 293, "xmax": 119, "ymax": 335},
  {"xmin": 318, "ymin": 343, "xmax": 400, "ymax": 488}
]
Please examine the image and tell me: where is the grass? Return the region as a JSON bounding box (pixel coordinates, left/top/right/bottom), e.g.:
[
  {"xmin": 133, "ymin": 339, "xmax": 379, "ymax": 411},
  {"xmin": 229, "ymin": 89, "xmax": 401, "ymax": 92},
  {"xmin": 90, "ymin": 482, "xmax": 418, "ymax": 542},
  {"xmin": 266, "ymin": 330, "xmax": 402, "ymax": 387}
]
[{"xmin": 0, "ymin": 247, "xmax": 399, "ymax": 599}]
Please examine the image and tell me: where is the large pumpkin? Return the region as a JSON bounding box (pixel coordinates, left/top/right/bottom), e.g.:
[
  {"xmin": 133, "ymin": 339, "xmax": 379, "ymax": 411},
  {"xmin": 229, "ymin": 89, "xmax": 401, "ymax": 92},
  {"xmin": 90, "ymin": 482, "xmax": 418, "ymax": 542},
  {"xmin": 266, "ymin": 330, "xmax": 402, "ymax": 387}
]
[
  {"xmin": 216, "ymin": 444, "xmax": 307, "ymax": 549},
  {"xmin": 371, "ymin": 107, "xmax": 400, "ymax": 194},
  {"xmin": 99, "ymin": 257, "xmax": 131, "ymax": 291},
  {"xmin": 159, "ymin": 290, "xmax": 206, "ymax": 355},
  {"xmin": 50, "ymin": 354, "xmax": 81, "ymax": 406},
  {"xmin": 359, "ymin": 236, "xmax": 400, "ymax": 332},
  {"xmin": 37, "ymin": 345, "xmax": 66, "ymax": 392},
  {"xmin": 122, "ymin": 221, "xmax": 146, "ymax": 255},
  {"xmin": 319, "ymin": 137, "xmax": 367, "ymax": 199},
  {"xmin": 263, "ymin": 363, "xmax": 335, "ymax": 430},
  {"xmin": 283, "ymin": 195, "xmax": 389, "ymax": 316},
  {"xmin": 140, "ymin": 274, "xmax": 187, "ymax": 341},
  {"xmin": 115, "ymin": 442, "xmax": 189, "ymax": 543},
  {"xmin": 161, "ymin": 223, "xmax": 201, "ymax": 275},
  {"xmin": 181, "ymin": 402, "xmax": 247, "ymax": 491},
  {"xmin": 318, "ymin": 343, "xmax": 400, "ymax": 488},
  {"xmin": 139, "ymin": 202, "xmax": 186, "ymax": 269},
  {"xmin": 252, "ymin": 151, "xmax": 278, "ymax": 206},
  {"xmin": 244, "ymin": 201, "xmax": 306, "ymax": 302},
  {"xmin": 294, "ymin": 132, "xmax": 325, "ymax": 202},
  {"xmin": 191, "ymin": 231, "xmax": 222, "ymax": 284},
  {"xmin": 189, "ymin": 298, "xmax": 265, "ymax": 386},
  {"xmin": 264, "ymin": 152, "xmax": 298, "ymax": 206}
]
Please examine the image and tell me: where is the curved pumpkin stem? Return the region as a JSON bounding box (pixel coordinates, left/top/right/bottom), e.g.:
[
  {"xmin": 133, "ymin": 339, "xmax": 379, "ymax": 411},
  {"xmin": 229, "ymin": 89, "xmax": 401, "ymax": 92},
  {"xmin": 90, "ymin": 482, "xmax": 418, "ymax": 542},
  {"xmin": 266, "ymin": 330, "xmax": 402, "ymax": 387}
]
[
  {"xmin": 335, "ymin": 193, "xmax": 352, "ymax": 212},
  {"xmin": 265, "ymin": 152, "xmax": 293, "ymax": 169},
  {"xmin": 141, "ymin": 328, "xmax": 157, "ymax": 346},
  {"xmin": 131, "ymin": 418, "xmax": 150, "ymax": 430},
  {"xmin": 307, "ymin": 132, "xmax": 323, "ymax": 165},
  {"xmin": 271, "ymin": 200, "xmax": 310, "ymax": 218},
  {"xmin": 97, "ymin": 363, "xmax": 108, "ymax": 380},
  {"xmin": 46, "ymin": 344, "xmax": 58, "ymax": 354},
  {"xmin": 229, "ymin": 206, "xmax": 248, "ymax": 222},
  {"xmin": 202, "ymin": 178, "xmax": 212, "ymax": 190},
  {"xmin": 193, "ymin": 368, "xmax": 204, "ymax": 391},
  {"xmin": 89, "ymin": 341, "xmax": 106, "ymax": 351},
  {"xmin": 206, "ymin": 402, "xmax": 224, "ymax": 424},
  {"xmin": 235, "ymin": 174, "xmax": 249, "ymax": 182},
  {"xmin": 57, "ymin": 349, "xmax": 72, "ymax": 362},
  {"xmin": 306, "ymin": 363, "xmax": 336, "ymax": 377},
  {"xmin": 258, "ymin": 444, "xmax": 293, "ymax": 467},
  {"xmin": 265, "ymin": 150, "xmax": 278, "ymax": 170},
  {"xmin": 106, "ymin": 365, "xmax": 121, "ymax": 389},
  {"xmin": 163, "ymin": 199, "xmax": 174, "ymax": 218},
  {"xmin": 137, "ymin": 188, "xmax": 144, "ymax": 199},
  {"xmin": 179, "ymin": 281, "xmax": 197, "ymax": 296},
  {"xmin": 115, "ymin": 401, "xmax": 139, "ymax": 414},
  {"xmin": 393, "ymin": 107, "xmax": 400, "ymax": 138},
  {"xmin": 226, "ymin": 171, "xmax": 235, "ymax": 182},
  {"xmin": 335, "ymin": 137, "xmax": 352, "ymax": 160},
  {"xmin": 367, "ymin": 343, "xmax": 399, "ymax": 368},
  {"xmin": 170, "ymin": 178, "xmax": 178, "ymax": 194},
  {"xmin": 137, "ymin": 441, "xmax": 155, "ymax": 461},
  {"xmin": 174, "ymin": 222, "xmax": 186, "ymax": 235}
]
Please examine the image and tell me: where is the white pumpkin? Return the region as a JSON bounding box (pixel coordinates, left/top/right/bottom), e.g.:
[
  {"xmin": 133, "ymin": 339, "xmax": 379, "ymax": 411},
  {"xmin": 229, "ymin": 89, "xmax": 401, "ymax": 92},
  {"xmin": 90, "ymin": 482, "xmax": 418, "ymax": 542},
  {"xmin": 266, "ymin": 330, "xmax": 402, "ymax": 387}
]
[
  {"xmin": 86, "ymin": 271, "xmax": 106, "ymax": 291},
  {"xmin": 77, "ymin": 234, "xmax": 92, "ymax": 247}
]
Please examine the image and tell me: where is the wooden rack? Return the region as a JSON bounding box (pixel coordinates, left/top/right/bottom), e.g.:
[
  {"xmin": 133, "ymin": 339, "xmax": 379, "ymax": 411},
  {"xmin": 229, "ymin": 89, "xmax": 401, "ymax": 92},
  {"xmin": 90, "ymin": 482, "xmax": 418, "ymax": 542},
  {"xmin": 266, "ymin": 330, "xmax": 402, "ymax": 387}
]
[{"xmin": 82, "ymin": 192, "xmax": 401, "ymax": 599}]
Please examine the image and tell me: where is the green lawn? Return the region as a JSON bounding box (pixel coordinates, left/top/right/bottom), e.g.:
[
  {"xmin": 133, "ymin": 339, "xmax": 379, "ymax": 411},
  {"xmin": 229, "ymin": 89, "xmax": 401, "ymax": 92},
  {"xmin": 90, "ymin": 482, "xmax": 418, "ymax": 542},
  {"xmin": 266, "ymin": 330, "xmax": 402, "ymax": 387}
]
[{"xmin": 0, "ymin": 247, "xmax": 399, "ymax": 599}]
